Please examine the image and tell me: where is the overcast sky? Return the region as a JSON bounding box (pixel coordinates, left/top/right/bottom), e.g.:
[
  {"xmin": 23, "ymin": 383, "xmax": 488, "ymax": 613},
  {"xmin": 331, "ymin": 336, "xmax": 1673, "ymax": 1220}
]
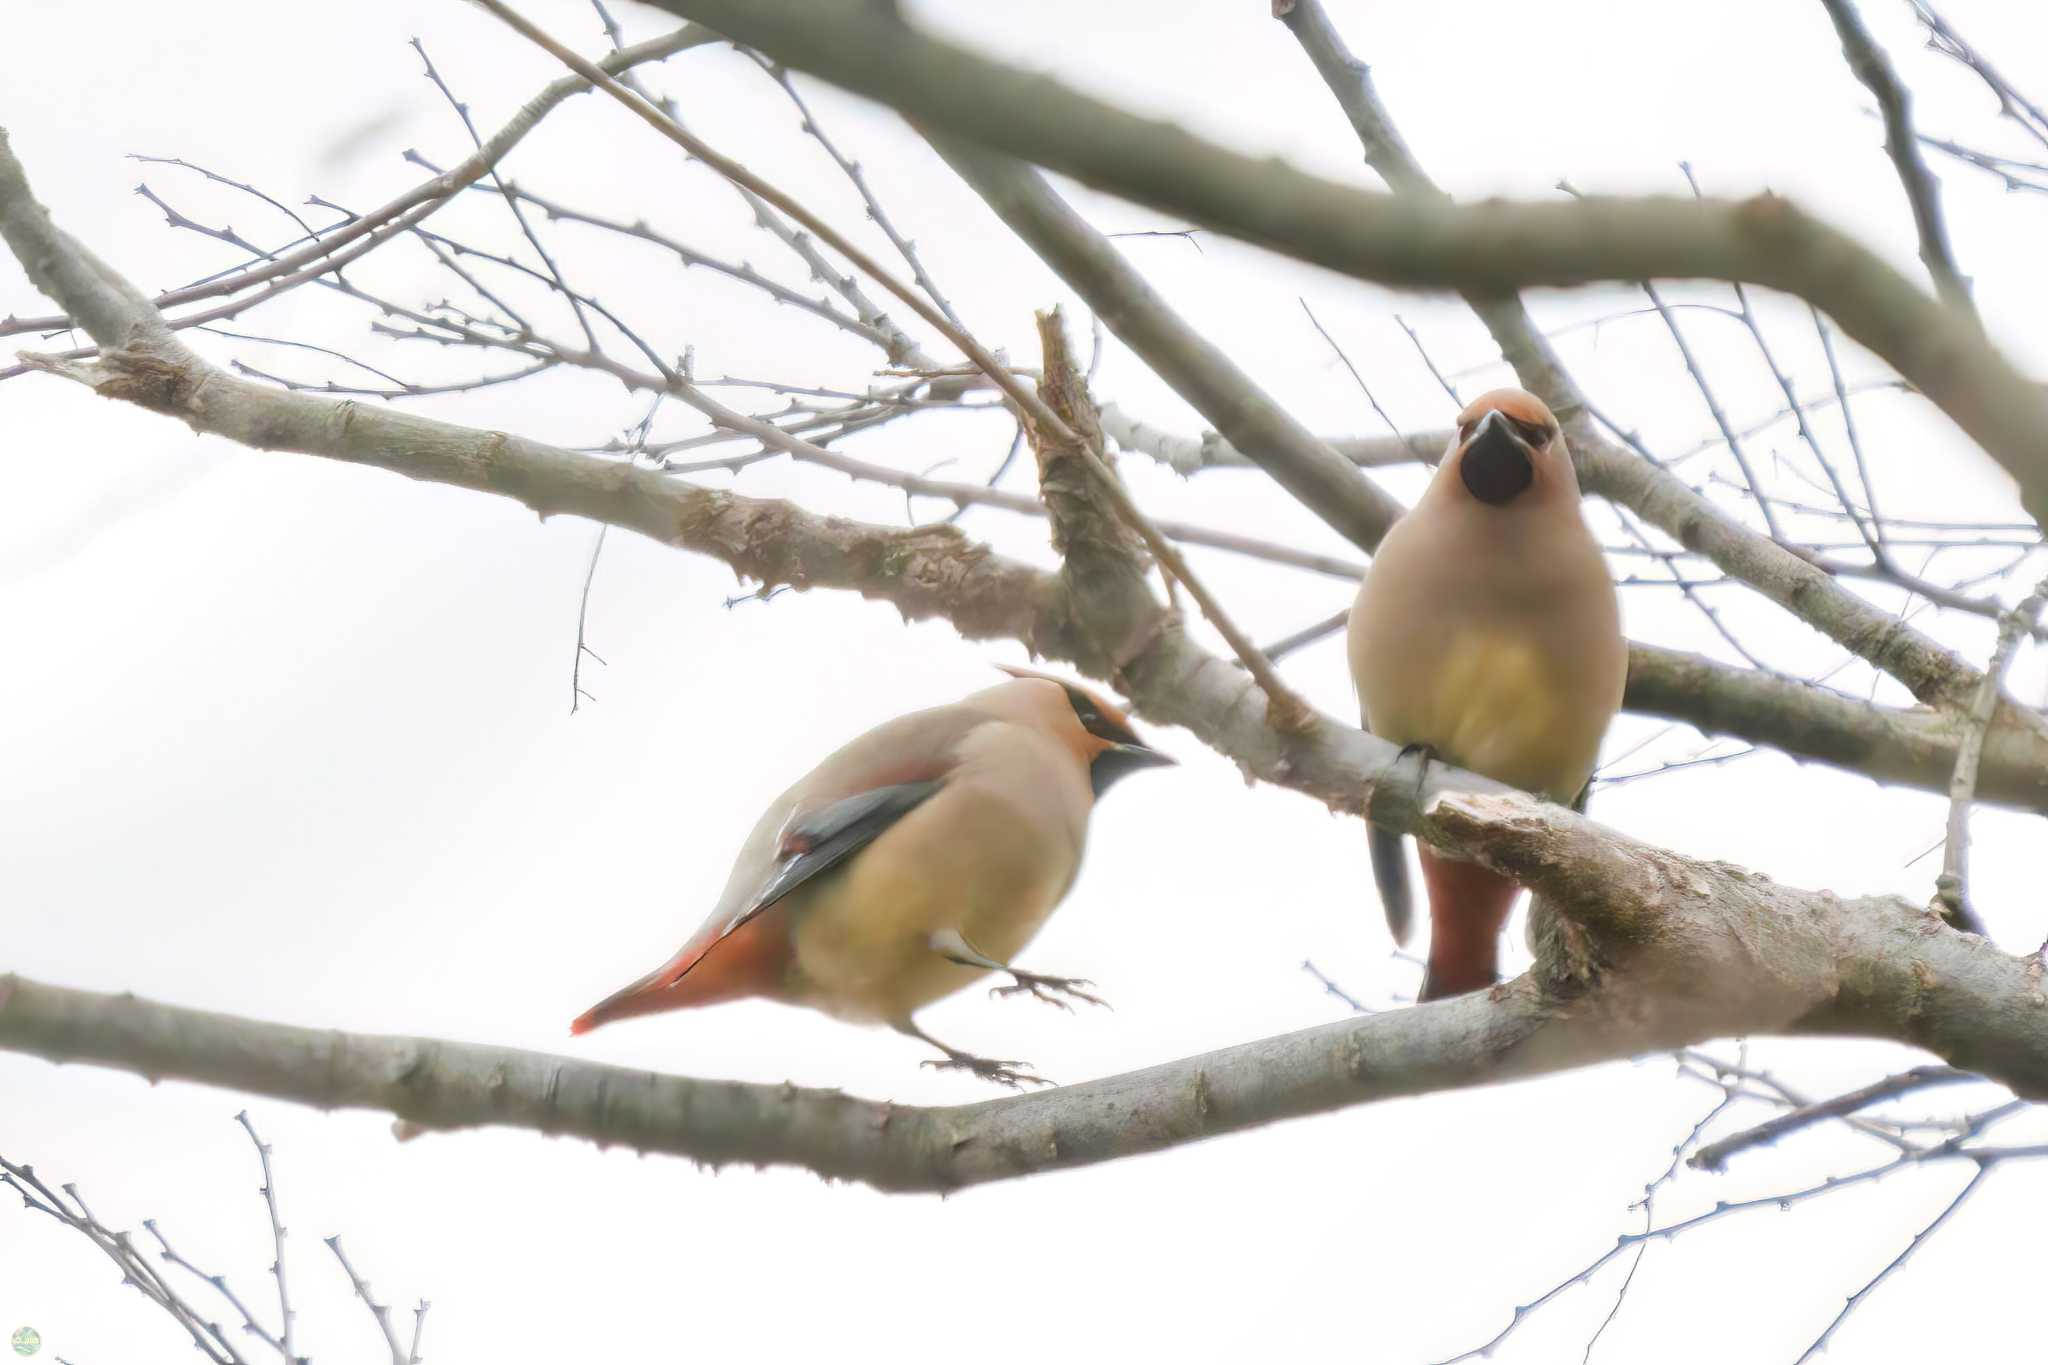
[{"xmin": 6, "ymin": 1, "xmax": 2048, "ymax": 1361}]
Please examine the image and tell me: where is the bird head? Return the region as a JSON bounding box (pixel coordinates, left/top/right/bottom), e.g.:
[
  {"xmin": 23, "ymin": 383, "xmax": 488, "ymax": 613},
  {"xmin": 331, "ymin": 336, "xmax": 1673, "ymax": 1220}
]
[
  {"xmin": 1442, "ymin": 388, "xmax": 1578, "ymax": 508},
  {"xmin": 989, "ymin": 664, "xmax": 1176, "ymax": 795}
]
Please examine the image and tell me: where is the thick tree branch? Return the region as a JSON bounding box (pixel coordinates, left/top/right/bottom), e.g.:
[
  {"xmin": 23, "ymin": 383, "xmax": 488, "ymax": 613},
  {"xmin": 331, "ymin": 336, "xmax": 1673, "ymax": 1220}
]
[
  {"xmin": 1271, "ymin": 0, "xmax": 1993, "ymax": 714},
  {"xmin": 8, "ymin": 120, "xmax": 2047, "ymax": 1181},
  {"xmin": 0, "ymin": 972, "xmax": 1616, "ymax": 1193},
  {"xmin": 474, "ymin": 0, "xmax": 1309, "ymax": 727},
  {"xmin": 920, "ymin": 139, "xmax": 2048, "ymax": 806},
  {"xmin": 932, "ymin": 136, "xmax": 1409, "ymax": 556},
  {"xmin": 1621, "ymin": 645, "xmax": 2048, "ymax": 812},
  {"xmin": 3, "ymin": 786, "xmax": 2040, "ymax": 1191},
  {"xmin": 640, "ymin": 0, "xmax": 2048, "ymax": 532},
  {"xmin": 935, "ymin": 103, "xmax": 1991, "ymax": 728},
  {"xmin": 5, "ymin": 126, "xmax": 2046, "ymax": 825}
]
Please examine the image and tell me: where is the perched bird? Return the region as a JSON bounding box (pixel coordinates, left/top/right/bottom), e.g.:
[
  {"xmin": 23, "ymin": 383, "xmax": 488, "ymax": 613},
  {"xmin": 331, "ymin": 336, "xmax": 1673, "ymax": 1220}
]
[
  {"xmin": 570, "ymin": 666, "xmax": 1174, "ymax": 1085},
  {"xmin": 1348, "ymin": 388, "xmax": 1624, "ymax": 1002}
]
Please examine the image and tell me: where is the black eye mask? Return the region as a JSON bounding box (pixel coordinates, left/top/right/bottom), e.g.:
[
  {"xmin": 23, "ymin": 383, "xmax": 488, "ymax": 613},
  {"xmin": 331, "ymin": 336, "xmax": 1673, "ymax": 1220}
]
[{"xmin": 1062, "ymin": 685, "xmax": 1141, "ymax": 747}]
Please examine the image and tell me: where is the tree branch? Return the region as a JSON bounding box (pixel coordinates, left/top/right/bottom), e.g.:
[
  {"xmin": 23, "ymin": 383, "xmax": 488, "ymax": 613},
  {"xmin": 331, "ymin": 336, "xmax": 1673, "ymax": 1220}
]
[
  {"xmin": 473, "ymin": 0, "xmax": 1309, "ymax": 726},
  {"xmin": 1097, "ymin": 405, "xmax": 1444, "ymax": 474},
  {"xmin": 931, "ymin": 135, "xmax": 1409, "ymax": 556},
  {"xmin": 0, "ymin": 25, "xmax": 714, "ymax": 339},
  {"xmin": 1270, "ymin": 0, "xmax": 1995, "ymax": 714},
  {"xmin": 1816, "ymin": 0, "xmax": 1977, "ymax": 323},
  {"xmin": 639, "ymin": 0, "xmax": 2048, "ymax": 529},
  {"xmin": 920, "ymin": 130, "xmax": 2048, "ymax": 804},
  {"xmin": 1688, "ymin": 1064, "xmax": 1975, "ymax": 1171},
  {"xmin": 7, "ymin": 121, "xmax": 2047, "ymax": 1185},
  {"xmin": 1934, "ymin": 573, "xmax": 2048, "ymax": 925},
  {"xmin": 3, "ymin": 786, "xmax": 2041, "ymax": 1190},
  {"xmin": 4, "ymin": 125, "xmax": 2046, "ymax": 825}
]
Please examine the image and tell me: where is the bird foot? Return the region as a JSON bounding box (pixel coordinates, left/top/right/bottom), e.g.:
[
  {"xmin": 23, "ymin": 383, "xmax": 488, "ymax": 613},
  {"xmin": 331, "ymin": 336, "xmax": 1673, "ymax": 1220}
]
[
  {"xmin": 991, "ymin": 969, "xmax": 1109, "ymax": 1012},
  {"xmin": 1397, "ymin": 741, "xmax": 1437, "ymax": 792},
  {"xmin": 920, "ymin": 1050, "xmax": 1052, "ymax": 1089},
  {"xmin": 1370, "ymin": 741, "xmax": 1438, "ymax": 822}
]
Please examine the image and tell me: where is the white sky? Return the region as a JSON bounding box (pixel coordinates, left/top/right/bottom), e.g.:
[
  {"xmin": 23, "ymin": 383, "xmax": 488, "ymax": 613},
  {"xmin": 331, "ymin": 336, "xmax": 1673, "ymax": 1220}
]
[{"xmin": 5, "ymin": 1, "xmax": 2047, "ymax": 1361}]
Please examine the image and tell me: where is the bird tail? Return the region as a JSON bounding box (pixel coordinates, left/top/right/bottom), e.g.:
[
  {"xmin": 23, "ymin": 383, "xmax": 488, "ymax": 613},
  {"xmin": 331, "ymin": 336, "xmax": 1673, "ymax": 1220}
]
[
  {"xmin": 569, "ymin": 914, "xmax": 784, "ymax": 1036},
  {"xmin": 1368, "ymin": 824, "xmax": 1413, "ymax": 945},
  {"xmin": 1416, "ymin": 847, "xmax": 1521, "ymax": 1003}
]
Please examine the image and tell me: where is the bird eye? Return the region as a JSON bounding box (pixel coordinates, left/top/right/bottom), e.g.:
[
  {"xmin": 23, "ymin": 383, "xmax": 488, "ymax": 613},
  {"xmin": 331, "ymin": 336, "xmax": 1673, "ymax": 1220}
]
[
  {"xmin": 1061, "ymin": 686, "xmax": 1140, "ymax": 746},
  {"xmin": 1511, "ymin": 418, "xmax": 1551, "ymax": 446}
]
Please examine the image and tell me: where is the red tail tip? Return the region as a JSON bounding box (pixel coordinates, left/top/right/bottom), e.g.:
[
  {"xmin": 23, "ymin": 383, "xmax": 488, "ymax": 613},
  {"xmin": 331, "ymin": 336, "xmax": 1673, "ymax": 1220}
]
[{"xmin": 569, "ymin": 1012, "xmax": 600, "ymax": 1037}]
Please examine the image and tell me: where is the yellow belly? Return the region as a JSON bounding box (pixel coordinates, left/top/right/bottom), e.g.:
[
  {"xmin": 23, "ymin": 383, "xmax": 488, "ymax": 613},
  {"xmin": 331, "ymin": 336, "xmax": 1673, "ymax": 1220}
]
[
  {"xmin": 781, "ymin": 782, "xmax": 1079, "ymax": 1023},
  {"xmin": 1372, "ymin": 630, "xmax": 1597, "ymax": 801}
]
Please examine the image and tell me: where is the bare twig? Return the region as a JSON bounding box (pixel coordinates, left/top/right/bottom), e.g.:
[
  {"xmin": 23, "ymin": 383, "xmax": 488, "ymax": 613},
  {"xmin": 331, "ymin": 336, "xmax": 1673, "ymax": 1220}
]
[
  {"xmin": 1817, "ymin": 0, "xmax": 1977, "ymax": 322},
  {"xmin": 1394, "ymin": 313, "xmax": 1461, "ymax": 404},
  {"xmin": 471, "ymin": 0, "xmax": 1311, "ymax": 727},
  {"xmin": 1690, "ymin": 1065, "xmax": 1975, "ymax": 1171},
  {"xmin": 324, "ymin": 1236, "xmax": 405, "ymax": 1365},
  {"xmin": 1793, "ymin": 1162, "xmax": 1992, "ymax": 1364},
  {"xmin": 1297, "ymin": 298, "xmax": 1408, "ymax": 445},
  {"xmin": 13, "ymin": 131, "xmax": 2048, "ymax": 819},
  {"xmin": 1935, "ymin": 572, "xmax": 2048, "ymax": 929},
  {"xmin": 1439, "ymin": 1125, "xmax": 2035, "ymax": 1365},
  {"xmin": 461, "ymin": 181, "xmax": 903, "ymax": 353},
  {"xmin": 0, "ymin": 26, "xmax": 711, "ymax": 339},
  {"xmin": 571, "ymin": 525, "xmax": 609, "ymax": 713},
  {"xmin": 1, "ymin": 1158, "xmax": 245, "ymax": 1364},
  {"xmin": 233, "ymin": 1111, "xmax": 294, "ymax": 1363},
  {"xmin": 140, "ymin": 1218, "xmax": 285, "ymax": 1356},
  {"xmin": 1260, "ymin": 606, "xmax": 1351, "ymax": 663},
  {"xmin": 1300, "ymin": 959, "xmax": 1376, "ymax": 1014},
  {"xmin": 1583, "ymin": 1071, "xmax": 1745, "ymax": 1363},
  {"xmin": 1262, "ymin": 0, "xmax": 2008, "ymax": 715},
  {"xmin": 1638, "ymin": 277, "xmax": 1785, "ymax": 540},
  {"xmin": 741, "ymin": 49, "xmax": 967, "ymax": 330},
  {"xmin": 410, "ymin": 37, "xmax": 598, "ymax": 349},
  {"xmin": 1911, "ymin": 2, "xmax": 2048, "ymax": 154}
]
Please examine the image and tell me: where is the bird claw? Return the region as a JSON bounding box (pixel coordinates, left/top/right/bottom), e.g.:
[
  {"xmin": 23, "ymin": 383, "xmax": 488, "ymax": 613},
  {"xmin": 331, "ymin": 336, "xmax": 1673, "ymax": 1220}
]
[
  {"xmin": 990, "ymin": 969, "xmax": 1109, "ymax": 1012},
  {"xmin": 1366, "ymin": 742, "xmax": 1437, "ymax": 830},
  {"xmin": 920, "ymin": 1052, "xmax": 1053, "ymax": 1089},
  {"xmin": 1397, "ymin": 742, "xmax": 1437, "ymax": 793}
]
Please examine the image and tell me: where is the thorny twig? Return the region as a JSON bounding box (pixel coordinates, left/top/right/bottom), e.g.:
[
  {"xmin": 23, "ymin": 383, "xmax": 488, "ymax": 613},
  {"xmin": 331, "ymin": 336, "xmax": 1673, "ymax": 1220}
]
[
  {"xmin": 2, "ymin": 1116, "xmax": 425, "ymax": 1362},
  {"xmin": 1581, "ymin": 1059, "xmax": 1746, "ymax": 1364},
  {"xmin": 0, "ymin": 1157, "xmax": 247, "ymax": 1364},
  {"xmin": 234, "ymin": 1110, "xmax": 295, "ymax": 1363},
  {"xmin": 1911, "ymin": 2, "xmax": 2048, "ymax": 155},
  {"xmin": 325, "ymin": 1235, "xmax": 407, "ymax": 1365},
  {"xmin": 741, "ymin": 48, "xmax": 968, "ymax": 330},
  {"xmin": 1438, "ymin": 1051, "xmax": 2036, "ymax": 1365}
]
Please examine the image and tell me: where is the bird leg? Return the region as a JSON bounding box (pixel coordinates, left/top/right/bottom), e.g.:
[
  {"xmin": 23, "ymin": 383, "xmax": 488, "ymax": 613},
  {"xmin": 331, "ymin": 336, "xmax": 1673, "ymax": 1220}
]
[
  {"xmin": 1391, "ymin": 742, "xmax": 1437, "ymax": 816},
  {"xmin": 928, "ymin": 929, "xmax": 1110, "ymax": 1011},
  {"xmin": 893, "ymin": 1020, "xmax": 1051, "ymax": 1089}
]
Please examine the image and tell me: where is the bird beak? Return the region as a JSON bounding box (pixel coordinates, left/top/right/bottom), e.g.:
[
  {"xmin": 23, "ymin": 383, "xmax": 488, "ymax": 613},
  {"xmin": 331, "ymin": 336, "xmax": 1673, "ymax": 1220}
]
[
  {"xmin": 1459, "ymin": 410, "xmax": 1535, "ymax": 506},
  {"xmin": 1089, "ymin": 741, "xmax": 1176, "ymax": 795}
]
